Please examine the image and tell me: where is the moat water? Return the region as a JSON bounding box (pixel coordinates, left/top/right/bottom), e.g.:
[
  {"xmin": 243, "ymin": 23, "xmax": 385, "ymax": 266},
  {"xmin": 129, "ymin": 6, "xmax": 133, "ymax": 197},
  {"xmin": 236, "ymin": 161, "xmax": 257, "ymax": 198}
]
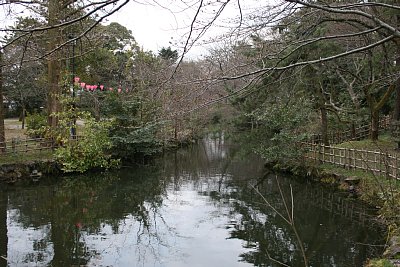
[{"xmin": 0, "ymin": 134, "xmax": 385, "ymax": 266}]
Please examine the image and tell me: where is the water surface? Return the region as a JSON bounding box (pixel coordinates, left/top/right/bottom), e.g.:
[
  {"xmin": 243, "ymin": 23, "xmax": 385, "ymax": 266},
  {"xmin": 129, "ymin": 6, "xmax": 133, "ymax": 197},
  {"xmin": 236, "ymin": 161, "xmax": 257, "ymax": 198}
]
[{"xmin": 0, "ymin": 134, "xmax": 384, "ymax": 266}]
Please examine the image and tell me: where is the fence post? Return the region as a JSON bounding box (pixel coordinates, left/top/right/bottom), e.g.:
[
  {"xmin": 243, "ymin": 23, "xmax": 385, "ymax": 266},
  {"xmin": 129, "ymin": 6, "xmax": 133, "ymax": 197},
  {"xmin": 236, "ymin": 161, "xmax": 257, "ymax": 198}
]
[
  {"xmin": 25, "ymin": 138, "xmax": 28, "ymax": 153},
  {"xmin": 385, "ymin": 152, "xmax": 390, "ymax": 179},
  {"xmin": 360, "ymin": 149, "xmax": 363, "ymax": 170},
  {"xmin": 11, "ymin": 138, "xmax": 16, "ymax": 153},
  {"xmin": 318, "ymin": 144, "xmax": 322, "ymax": 163},
  {"xmin": 313, "ymin": 143, "xmax": 317, "ymax": 163}
]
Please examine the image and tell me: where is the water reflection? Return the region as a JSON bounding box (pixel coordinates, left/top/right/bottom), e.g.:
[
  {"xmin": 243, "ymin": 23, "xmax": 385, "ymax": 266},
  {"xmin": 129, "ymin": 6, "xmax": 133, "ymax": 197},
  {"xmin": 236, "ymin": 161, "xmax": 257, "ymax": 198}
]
[{"xmin": 0, "ymin": 134, "xmax": 384, "ymax": 266}]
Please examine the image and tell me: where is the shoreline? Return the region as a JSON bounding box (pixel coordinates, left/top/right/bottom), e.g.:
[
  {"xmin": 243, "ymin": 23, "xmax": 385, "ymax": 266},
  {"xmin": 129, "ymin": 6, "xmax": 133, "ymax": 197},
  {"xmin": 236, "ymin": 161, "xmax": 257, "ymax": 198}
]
[{"xmin": 264, "ymin": 160, "xmax": 400, "ymax": 266}]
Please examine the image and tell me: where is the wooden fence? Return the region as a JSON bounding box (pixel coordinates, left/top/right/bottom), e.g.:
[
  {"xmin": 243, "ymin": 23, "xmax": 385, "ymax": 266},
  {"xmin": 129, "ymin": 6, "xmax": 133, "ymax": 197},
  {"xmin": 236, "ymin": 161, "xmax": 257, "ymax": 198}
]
[
  {"xmin": 0, "ymin": 138, "xmax": 55, "ymax": 154},
  {"xmin": 304, "ymin": 142, "xmax": 400, "ymax": 180},
  {"xmin": 310, "ymin": 116, "xmax": 391, "ymax": 145},
  {"xmin": 0, "ymin": 136, "xmax": 82, "ymax": 155}
]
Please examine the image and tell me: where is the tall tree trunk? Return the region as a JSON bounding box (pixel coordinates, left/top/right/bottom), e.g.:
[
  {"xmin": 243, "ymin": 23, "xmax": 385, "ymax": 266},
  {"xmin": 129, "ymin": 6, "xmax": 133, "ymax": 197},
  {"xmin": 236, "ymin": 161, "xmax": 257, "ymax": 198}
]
[
  {"xmin": 393, "ymin": 32, "xmax": 400, "ymax": 122},
  {"xmin": 393, "ymin": 14, "xmax": 400, "ymax": 120},
  {"xmin": 351, "ymin": 122, "xmax": 356, "ymax": 140},
  {"xmin": 395, "ymin": 78, "xmax": 400, "ymax": 120},
  {"xmin": 315, "ymin": 83, "xmax": 329, "ymax": 146},
  {"xmin": 46, "ymin": 0, "xmax": 62, "ymax": 128},
  {"xmin": 371, "ymin": 111, "xmax": 379, "ymax": 141},
  {"xmin": 21, "ymin": 105, "xmax": 26, "ymax": 129},
  {"xmin": 393, "ymin": 49, "xmax": 400, "ymax": 120},
  {"xmin": 320, "ymin": 106, "xmax": 329, "ymax": 146},
  {"xmin": 364, "ymin": 83, "xmax": 396, "ymax": 141},
  {"xmin": 174, "ymin": 118, "xmax": 178, "ymax": 141},
  {"xmin": 0, "ymin": 51, "xmax": 5, "ymax": 153}
]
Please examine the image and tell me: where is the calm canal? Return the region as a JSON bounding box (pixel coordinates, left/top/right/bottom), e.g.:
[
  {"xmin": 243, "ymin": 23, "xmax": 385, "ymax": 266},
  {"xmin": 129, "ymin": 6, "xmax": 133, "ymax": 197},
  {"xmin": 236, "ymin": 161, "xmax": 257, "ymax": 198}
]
[{"xmin": 0, "ymin": 134, "xmax": 385, "ymax": 266}]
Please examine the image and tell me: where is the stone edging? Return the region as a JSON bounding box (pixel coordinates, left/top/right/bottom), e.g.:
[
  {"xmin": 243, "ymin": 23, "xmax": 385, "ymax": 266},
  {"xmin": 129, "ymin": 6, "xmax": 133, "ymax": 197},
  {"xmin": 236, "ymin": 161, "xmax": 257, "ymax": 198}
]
[{"xmin": 0, "ymin": 160, "xmax": 61, "ymax": 183}]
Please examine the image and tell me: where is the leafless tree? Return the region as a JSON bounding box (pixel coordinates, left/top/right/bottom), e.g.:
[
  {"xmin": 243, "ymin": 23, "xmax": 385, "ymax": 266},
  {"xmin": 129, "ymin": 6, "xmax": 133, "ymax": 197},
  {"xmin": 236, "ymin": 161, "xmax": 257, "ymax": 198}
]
[
  {"xmin": 1, "ymin": 0, "xmax": 399, "ymax": 142},
  {"xmin": 168, "ymin": 0, "xmax": 400, "ymax": 139}
]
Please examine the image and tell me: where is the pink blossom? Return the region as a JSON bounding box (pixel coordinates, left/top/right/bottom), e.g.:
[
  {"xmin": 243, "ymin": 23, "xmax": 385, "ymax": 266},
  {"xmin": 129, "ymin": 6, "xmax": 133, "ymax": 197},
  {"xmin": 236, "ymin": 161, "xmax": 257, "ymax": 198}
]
[
  {"xmin": 100, "ymin": 85, "xmax": 104, "ymax": 90},
  {"xmin": 80, "ymin": 82, "xmax": 86, "ymax": 89},
  {"xmin": 109, "ymin": 87, "xmax": 113, "ymax": 91},
  {"xmin": 117, "ymin": 88, "xmax": 122, "ymax": 93},
  {"xmin": 74, "ymin": 77, "xmax": 80, "ymax": 84}
]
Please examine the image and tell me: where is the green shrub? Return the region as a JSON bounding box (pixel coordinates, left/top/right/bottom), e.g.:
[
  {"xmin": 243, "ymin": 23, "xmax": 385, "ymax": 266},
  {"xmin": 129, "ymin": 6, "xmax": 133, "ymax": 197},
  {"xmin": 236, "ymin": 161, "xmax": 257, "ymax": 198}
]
[
  {"xmin": 365, "ymin": 259, "xmax": 395, "ymax": 267},
  {"xmin": 55, "ymin": 115, "xmax": 120, "ymax": 173},
  {"xmin": 51, "ymin": 96, "xmax": 120, "ymax": 173},
  {"xmin": 26, "ymin": 112, "xmax": 47, "ymax": 138}
]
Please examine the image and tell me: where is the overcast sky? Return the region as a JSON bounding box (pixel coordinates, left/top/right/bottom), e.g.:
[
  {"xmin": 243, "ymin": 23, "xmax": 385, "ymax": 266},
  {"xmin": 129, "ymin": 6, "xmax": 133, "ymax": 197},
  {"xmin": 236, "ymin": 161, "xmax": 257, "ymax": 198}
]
[
  {"xmin": 107, "ymin": 1, "xmax": 262, "ymax": 59},
  {"xmin": 0, "ymin": 0, "xmax": 263, "ymax": 59},
  {"xmin": 107, "ymin": 1, "xmax": 201, "ymax": 58}
]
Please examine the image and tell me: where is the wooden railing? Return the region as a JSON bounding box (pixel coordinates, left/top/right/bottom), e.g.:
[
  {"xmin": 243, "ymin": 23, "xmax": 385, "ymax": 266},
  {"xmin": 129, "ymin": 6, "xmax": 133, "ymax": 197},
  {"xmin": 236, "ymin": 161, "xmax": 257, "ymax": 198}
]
[
  {"xmin": 304, "ymin": 142, "xmax": 400, "ymax": 180},
  {"xmin": 0, "ymin": 136, "xmax": 82, "ymax": 154},
  {"xmin": 310, "ymin": 116, "xmax": 391, "ymax": 145},
  {"xmin": 0, "ymin": 138, "xmax": 55, "ymax": 154}
]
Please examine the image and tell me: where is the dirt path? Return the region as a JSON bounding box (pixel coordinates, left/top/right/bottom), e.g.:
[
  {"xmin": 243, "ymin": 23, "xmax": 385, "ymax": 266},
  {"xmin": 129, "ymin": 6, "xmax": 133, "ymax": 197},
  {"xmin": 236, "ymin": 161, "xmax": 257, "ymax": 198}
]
[{"xmin": 4, "ymin": 118, "xmax": 27, "ymax": 141}]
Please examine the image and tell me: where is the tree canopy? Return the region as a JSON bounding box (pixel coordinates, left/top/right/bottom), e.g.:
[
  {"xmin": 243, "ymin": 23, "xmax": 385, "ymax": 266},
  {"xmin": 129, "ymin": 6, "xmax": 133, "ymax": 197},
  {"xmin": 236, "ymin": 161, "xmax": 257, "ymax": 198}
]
[{"xmin": 0, "ymin": 0, "xmax": 399, "ymax": 161}]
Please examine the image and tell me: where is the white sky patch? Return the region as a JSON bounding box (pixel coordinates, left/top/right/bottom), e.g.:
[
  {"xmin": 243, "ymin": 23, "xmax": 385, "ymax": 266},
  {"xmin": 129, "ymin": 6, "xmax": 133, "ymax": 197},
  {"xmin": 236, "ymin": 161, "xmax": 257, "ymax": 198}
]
[
  {"xmin": 107, "ymin": 1, "xmax": 188, "ymax": 55},
  {"xmin": 7, "ymin": 209, "xmax": 53, "ymax": 266},
  {"xmin": 107, "ymin": 0, "xmax": 264, "ymax": 59},
  {"xmin": 0, "ymin": 1, "xmax": 267, "ymax": 59}
]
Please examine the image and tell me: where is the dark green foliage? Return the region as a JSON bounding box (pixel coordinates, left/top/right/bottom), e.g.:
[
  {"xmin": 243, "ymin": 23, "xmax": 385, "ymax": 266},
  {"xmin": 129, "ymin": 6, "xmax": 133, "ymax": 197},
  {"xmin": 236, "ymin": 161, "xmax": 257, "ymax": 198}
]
[
  {"xmin": 158, "ymin": 46, "xmax": 178, "ymax": 62},
  {"xmin": 103, "ymin": 93, "xmax": 163, "ymax": 161},
  {"xmin": 211, "ymin": 113, "xmax": 221, "ymax": 124},
  {"xmin": 73, "ymin": 22, "xmax": 137, "ymax": 90},
  {"xmin": 232, "ymin": 89, "xmax": 312, "ymax": 163},
  {"xmin": 110, "ymin": 121, "xmax": 163, "ymax": 159}
]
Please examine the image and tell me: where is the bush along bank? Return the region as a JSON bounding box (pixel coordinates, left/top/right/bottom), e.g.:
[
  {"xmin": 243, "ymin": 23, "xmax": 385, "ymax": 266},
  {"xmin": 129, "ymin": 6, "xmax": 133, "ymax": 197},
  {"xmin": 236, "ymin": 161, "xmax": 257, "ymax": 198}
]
[
  {"xmin": 264, "ymin": 159, "xmax": 400, "ymax": 267},
  {"xmin": 0, "ymin": 130, "xmax": 201, "ymax": 184}
]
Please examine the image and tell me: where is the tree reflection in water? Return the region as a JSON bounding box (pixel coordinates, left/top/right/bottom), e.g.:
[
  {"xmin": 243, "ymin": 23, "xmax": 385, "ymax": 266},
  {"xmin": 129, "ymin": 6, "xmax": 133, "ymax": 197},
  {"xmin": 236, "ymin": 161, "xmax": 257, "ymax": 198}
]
[
  {"xmin": 0, "ymin": 187, "xmax": 7, "ymax": 267},
  {"xmin": 0, "ymin": 134, "xmax": 385, "ymax": 266},
  {"xmin": 3, "ymin": 167, "xmax": 174, "ymax": 266}
]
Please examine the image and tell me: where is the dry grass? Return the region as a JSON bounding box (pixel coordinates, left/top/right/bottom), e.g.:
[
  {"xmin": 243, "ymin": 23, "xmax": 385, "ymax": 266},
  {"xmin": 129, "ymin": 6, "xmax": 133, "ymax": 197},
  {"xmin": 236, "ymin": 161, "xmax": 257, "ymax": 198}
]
[{"xmin": 4, "ymin": 118, "xmax": 28, "ymax": 141}]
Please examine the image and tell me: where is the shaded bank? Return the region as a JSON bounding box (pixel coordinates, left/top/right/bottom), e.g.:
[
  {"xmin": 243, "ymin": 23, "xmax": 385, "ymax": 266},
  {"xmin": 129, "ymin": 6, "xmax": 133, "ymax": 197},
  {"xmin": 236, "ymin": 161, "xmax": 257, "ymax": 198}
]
[
  {"xmin": 264, "ymin": 159, "xmax": 400, "ymax": 266},
  {"xmin": 0, "ymin": 160, "xmax": 60, "ymax": 183}
]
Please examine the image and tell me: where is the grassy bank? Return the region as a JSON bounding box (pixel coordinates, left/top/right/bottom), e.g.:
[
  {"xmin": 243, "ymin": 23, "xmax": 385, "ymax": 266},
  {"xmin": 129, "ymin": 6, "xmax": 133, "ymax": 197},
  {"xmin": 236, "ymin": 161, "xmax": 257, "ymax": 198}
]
[{"xmin": 0, "ymin": 150, "xmax": 54, "ymax": 165}]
